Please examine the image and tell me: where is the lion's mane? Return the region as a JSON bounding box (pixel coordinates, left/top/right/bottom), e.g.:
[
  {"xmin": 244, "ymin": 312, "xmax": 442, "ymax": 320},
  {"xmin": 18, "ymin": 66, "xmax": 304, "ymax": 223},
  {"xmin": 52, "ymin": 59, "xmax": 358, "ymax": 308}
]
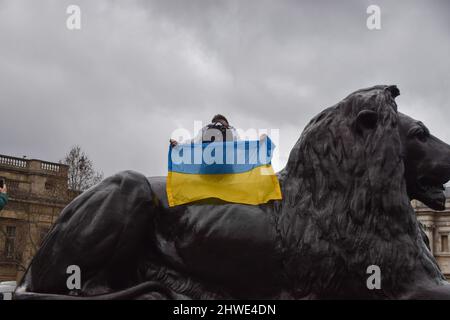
[{"xmin": 276, "ymin": 85, "xmax": 444, "ymax": 299}]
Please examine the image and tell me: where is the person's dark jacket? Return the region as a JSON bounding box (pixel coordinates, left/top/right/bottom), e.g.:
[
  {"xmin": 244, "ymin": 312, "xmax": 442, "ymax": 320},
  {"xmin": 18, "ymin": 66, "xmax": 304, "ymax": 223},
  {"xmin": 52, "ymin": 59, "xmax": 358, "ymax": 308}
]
[{"xmin": 0, "ymin": 193, "xmax": 8, "ymax": 210}]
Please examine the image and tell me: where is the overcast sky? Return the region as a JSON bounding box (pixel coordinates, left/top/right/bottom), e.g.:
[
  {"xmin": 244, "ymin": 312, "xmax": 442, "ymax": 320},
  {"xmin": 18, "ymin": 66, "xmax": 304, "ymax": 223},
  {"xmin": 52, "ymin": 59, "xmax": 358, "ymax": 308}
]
[{"xmin": 1, "ymin": 0, "xmax": 449, "ymax": 177}]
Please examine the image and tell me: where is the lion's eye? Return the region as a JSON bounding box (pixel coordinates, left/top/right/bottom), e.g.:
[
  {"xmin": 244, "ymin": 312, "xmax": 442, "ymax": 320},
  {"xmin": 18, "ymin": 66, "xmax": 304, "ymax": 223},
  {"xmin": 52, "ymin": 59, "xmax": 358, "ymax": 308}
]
[{"xmin": 412, "ymin": 128, "xmax": 427, "ymax": 141}]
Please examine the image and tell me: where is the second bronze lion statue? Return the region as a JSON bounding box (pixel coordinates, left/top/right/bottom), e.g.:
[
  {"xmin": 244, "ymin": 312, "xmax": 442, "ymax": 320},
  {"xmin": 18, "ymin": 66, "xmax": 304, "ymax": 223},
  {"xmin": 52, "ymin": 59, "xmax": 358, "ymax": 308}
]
[{"xmin": 15, "ymin": 85, "xmax": 450, "ymax": 299}]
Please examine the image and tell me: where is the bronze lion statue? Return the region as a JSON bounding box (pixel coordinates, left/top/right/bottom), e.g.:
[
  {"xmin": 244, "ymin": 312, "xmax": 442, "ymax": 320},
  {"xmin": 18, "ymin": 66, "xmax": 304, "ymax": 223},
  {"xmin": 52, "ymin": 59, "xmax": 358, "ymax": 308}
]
[{"xmin": 15, "ymin": 85, "xmax": 450, "ymax": 299}]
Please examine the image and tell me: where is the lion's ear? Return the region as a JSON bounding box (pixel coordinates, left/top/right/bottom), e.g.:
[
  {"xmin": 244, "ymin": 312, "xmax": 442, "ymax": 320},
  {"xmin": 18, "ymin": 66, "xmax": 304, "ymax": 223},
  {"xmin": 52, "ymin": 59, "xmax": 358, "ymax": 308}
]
[
  {"xmin": 356, "ymin": 109, "xmax": 378, "ymax": 131},
  {"xmin": 385, "ymin": 85, "xmax": 400, "ymax": 98}
]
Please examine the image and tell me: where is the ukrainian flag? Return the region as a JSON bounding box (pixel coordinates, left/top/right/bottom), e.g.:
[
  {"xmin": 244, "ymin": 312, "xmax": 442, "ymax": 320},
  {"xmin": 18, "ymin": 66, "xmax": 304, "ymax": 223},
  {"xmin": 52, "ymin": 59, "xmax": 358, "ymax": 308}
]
[{"xmin": 166, "ymin": 136, "xmax": 282, "ymax": 206}]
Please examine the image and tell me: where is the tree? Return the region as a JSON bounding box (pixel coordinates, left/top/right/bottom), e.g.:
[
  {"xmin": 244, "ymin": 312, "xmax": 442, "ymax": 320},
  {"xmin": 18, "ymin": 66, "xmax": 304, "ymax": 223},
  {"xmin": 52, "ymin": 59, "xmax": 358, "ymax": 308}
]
[{"xmin": 61, "ymin": 145, "xmax": 103, "ymax": 191}]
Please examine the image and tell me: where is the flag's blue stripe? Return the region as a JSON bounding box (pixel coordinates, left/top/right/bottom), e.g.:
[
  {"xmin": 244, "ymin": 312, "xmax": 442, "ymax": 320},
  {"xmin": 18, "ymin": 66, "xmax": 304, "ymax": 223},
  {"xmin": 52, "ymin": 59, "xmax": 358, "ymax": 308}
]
[{"xmin": 168, "ymin": 137, "xmax": 275, "ymax": 175}]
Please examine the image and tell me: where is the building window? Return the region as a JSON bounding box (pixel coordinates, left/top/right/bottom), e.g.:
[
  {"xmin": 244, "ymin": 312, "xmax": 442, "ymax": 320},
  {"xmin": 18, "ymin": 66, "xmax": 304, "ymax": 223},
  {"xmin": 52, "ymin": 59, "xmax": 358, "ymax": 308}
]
[
  {"xmin": 45, "ymin": 181, "xmax": 55, "ymax": 190},
  {"xmin": 6, "ymin": 180, "xmax": 19, "ymax": 193},
  {"xmin": 441, "ymin": 235, "xmax": 449, "ymax": 253},
  {"xmin": 5, "ymin": 226, "xmax": 16, "ymax": 259}
]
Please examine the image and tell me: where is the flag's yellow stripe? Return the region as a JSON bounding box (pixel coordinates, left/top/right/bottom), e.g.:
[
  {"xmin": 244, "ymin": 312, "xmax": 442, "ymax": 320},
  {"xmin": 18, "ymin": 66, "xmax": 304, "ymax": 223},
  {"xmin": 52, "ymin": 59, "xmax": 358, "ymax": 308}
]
[{"xmin": 167, "ymin": 164, "xmax": 282, "ymax": 206}]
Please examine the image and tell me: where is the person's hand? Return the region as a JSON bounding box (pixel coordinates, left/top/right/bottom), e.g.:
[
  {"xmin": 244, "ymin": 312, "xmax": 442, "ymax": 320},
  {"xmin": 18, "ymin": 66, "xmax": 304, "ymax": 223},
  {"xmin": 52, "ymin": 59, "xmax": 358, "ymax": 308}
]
[
  {"xmin": 170, "ymin": 139, "xmax": 178, "ymax": 148},
  {"xmin": 0, "ymin": 185, "xmax": 7, "ymax": 194},
  {"xmin": 259, "ymin": 133, "xmax": 267, "ymax": 141}
]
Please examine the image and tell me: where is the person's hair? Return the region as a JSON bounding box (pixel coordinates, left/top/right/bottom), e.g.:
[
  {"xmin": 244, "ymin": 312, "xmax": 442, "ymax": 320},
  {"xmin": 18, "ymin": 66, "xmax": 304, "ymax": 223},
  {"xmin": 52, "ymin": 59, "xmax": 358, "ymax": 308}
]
[{"xmin": 211, "ymin": 114, "xmax": 229, "ymax": 125}]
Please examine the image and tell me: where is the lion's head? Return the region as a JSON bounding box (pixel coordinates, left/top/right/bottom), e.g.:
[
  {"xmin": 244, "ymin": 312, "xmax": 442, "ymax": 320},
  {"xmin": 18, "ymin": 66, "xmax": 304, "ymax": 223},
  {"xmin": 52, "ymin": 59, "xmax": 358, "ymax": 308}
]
[
  {"xmin": 399, "ymin": 113, "xmax": 450, "ymax": 211},
  {"xmin": 279, "ymin": 85, "xmax": 447, "ymax": 298},
  {"xmin": 283, "ymin": 85, "xmax": 407, "ymax": 219}
]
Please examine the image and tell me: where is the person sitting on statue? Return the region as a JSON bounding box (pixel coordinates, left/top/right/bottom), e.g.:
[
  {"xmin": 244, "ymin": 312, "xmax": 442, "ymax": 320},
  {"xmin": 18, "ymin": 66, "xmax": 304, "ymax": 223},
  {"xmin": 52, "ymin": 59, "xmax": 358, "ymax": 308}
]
[{"xmin": 170, "ymin": 114, "xmax": 240, "ymax": 147}]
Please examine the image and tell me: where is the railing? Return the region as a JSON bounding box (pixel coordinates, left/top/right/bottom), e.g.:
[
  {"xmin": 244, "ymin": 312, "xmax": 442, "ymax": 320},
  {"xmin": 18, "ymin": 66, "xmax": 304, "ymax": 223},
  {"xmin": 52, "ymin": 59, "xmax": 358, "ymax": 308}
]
[
  {"xmin": 0, "ymin": 155, "xmax": 27, "ymax": 168},
  {"xmin": 0, "ymin": 154, "xmax": 67, "ymax": 175},
  {"xmin": 40, "ymin": 161, "xmax": 60, "ymax": 173}
]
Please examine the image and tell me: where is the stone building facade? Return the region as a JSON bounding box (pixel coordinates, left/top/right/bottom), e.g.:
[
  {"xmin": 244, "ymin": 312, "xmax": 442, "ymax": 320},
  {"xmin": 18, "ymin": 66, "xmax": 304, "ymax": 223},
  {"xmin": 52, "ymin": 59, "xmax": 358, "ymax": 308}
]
[
  {"xmin": 414, "ymin": 189, "xmax": 450, "ymax": 279},
  {"xmin": 0, "ymin": 154, "xmax": 76, "ymax": 282}
]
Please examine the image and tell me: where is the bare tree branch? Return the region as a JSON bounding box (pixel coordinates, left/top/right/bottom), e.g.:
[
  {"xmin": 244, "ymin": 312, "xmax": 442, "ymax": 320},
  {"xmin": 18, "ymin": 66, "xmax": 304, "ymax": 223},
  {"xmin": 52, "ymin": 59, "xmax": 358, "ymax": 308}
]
[{"xmin": 60, "ymin": 145, "xmax": 103, "ymax": 191}]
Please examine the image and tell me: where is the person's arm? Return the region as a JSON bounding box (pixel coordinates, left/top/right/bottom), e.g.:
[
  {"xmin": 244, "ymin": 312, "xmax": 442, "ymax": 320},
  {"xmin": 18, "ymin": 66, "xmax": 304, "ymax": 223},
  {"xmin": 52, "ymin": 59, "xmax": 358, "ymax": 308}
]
[
  {"xmin": 170, "ymin": 127, "xmax": 206, "ymax": 148},
  {"xmin": 192, "ymin": 126, "xmax": 206, "ymax": 144}
]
